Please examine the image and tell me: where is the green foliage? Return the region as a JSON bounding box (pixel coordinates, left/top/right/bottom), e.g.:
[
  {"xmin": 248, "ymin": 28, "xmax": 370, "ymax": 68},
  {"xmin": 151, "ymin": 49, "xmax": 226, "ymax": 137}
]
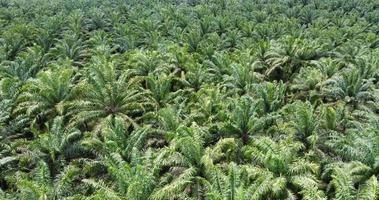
[
  {"xmin": 1, "ymin": 0, "xmax": 378, "ymax": 199},
  {"xmin": 323, "ymin": 161, "xmax": 378, "ymax": 200},
  {"xmin": 69, "ymin": 56, "xmax": 151, "ymax": 129},
  {"xmin": 244, "ymin": 136, "xmax": 324, "ymax": 199},
  {"xmin": 322, "ymin": 67, "xmax": 375, "ymax": 105},
  {"xmin": 16, "ymin": 68, "xmax": 74, "ymax": 125}
]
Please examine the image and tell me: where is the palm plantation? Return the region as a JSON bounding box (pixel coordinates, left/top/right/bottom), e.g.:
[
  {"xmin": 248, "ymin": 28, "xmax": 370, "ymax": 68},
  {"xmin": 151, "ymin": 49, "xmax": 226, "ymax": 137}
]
[{"xmin": 0, "ymin": 0, "xmax": 378, "ymax": 199}]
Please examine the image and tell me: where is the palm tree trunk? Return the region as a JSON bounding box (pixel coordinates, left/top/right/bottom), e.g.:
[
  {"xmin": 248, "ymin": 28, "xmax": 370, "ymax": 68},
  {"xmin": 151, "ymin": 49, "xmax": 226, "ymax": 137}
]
[{"xmin": 242, "ymin": 132, "xmax": 249, "ymax": 144}]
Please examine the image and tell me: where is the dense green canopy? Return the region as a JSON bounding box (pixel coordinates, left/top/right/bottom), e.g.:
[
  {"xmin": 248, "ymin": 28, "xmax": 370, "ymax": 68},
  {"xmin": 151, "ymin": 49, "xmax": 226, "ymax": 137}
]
[{"xmin": 0, "ymin": 0, "xmax": 378, "ymax": 199}]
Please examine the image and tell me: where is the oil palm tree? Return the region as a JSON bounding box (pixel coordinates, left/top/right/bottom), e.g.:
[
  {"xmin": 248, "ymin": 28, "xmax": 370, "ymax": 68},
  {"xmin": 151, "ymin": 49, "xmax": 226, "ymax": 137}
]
[
  {"xmin": 13, "ymin": 161, "xmax": 82, "ymax": 200},
  {"xmin": 285, "ymin": 101, "xmax": 320, "ymax": 150},
  {"xmin": 126, "ymin": 50, "xmax": 166, "ymax": 77},
  {"xmin": 145, "ymin": 73, "xmax": 190, "ymax": 109},
  {"xmin": 113, "ymin": 23, "xmax": 138, "ymax": 52},
  {"xmin": 222, "ymin": 96, "xmax": 258, "ymax": 144},
  {"xmin": 0, "ymin": 47, "xmax": 45, "ymax": 84},
  {"xmin": 0, "ymin": 94, "xmax": 29, "ymax": 140},
  {"xmin": 0, "ymin": 24, "xmax": 34, "ymax": 61},
  {"xmin": 83, "ymin": 151, "xmax": 157, "ymax": 200},
  {"xmin": 29, "ymin": 116, "xmax": 88, "ymax": 178},
  {"xmin": 253, "ymin": 81, "xmax": 286, "ymax": 115},
  {"xmin": 184, "ymin": 28, "xmax": 202, "ymax": 53},
  {"xmin": 330, "ymin": 42, "xmax": 368, "ymax": 66},
  {"xmin": 326, "ymin": 128, "xmax": 379, "ymax": 169},
  {"xmin": 265, "ymin": 37, "xmax": 326, "ymax": 81},
  {"xmin": 36, "ymin": 19, "xmax": 62, "ymax": 54},
  {"xmin": 81, "ymin": 116, "xmax": 155, "ymax": 161},
  {"xmin": 48, "ymin": 33, "xmax": 89, "ymax": 67},
  {"xmin": 291, "ymin": 67, "xmax": 325, "ymax": 102},
  {"xmin": 223, "ymin": 29, "xmax": 241, "ymax": 49},
  {"xmin": 251, "ymin": 41, "xmax": 271, "ymax": 72},
  {"xmin": 85, "ymin": 8, "xmax": 111, "ymax": 31},
  {"xmin": 1, "ymin": 0, "xmax": 379, "ymax": 199},
  {"xmin": 222, "ymin": 63, "xmax": 260, "ymax": 95},
  {"xmin": 243, "ymin": 136, "xmax": 325, "ymax": 199},
  {"xmin": 322, "ymin": 67, "xmax": 375, "ymax": 106},
  {"xmin": 151, "ymin": 125, "xmax": 212, "ymax": 200},
  {"xmin": 313, "ymin": 58, "xmax": 343, "ymax": 79},
  {"xmin": 69, "ymin": 56, "xmax": 152, "ymax": 130},
  {"xmin": 322, "ymin": 161, "xmax": 378, "ymax": 200},
  {"xmin": 189, "ymin": 85, "xmax": 227, "ymax": 132},
  {"xmin": 179, "ymin": 62, "xmax": 215, "ymax": 92},
  {"xmin": 204, "ymin": 51, "xmax": 232, "ymax": 79},
  {"xmin": 205, "ymin": 162, "xmax": 252, "ymax": 200},
  {"xmin": 66, "ymin": 10, "xmax": 85, "ymax": 36},
  {"xmin": 15, "ymin": 68, "xmax": 74, "ymax": 127}
]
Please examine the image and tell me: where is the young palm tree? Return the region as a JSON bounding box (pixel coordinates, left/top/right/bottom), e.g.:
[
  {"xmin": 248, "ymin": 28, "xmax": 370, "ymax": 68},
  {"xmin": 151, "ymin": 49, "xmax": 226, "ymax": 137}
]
[
  {"xmin": 13, "ymin": 161, "xmax": 82, "ymax": 200},
  {"xmin": 253, "ymin": 81, "xmax": 286, "ymax": 115},
  {"xmin": 222, "ymin": 96, "xmax": 257, "ymax": 144},
  {"xmin": 326, "ymin": 129, "xmax": 379, "ymax": 169},
  {"xmin": 243, "ymin": 136, "xmax": 325, "ymax": 199},
  {"xmin": 48, "ymin": 33, "xmax": 89, "ymax": 67},
  {"xmin": 145, "ymin": 73, "xmax": 190, "ymax": 109},
  {"xmin": 322, "ymin": 67, "xmax": 375, "ymax": 106},
  {"xmin": 15, "ymin": 68, "xmax": 74, "ymax": 126},
  {"xmin": 291, "ymin": 67, "xmax": 325, "ymax": 102},
  {"xmin": 0, "ymin": 51, "xmax": 43, "ymax": 84},
  {"xmin": 69, "ymin": 57, "xmax": 152, "ymax": 130},
  {"xmin": 83, "ymin": 151, "xmax": 157, "ymax": 200},
  {"xmin": 0, "ymin": 24, "xmax": 34, "ymax": 61},
  {"xmin": 222, "ymin": 63, "xmax": 260, "ymax": 95},
  {"xmin": 151, "ymin": 125, "xmax": 211, "ymax": 200},
  {"xmin": 82, "ymin": 116, "xmax": 154, "ymax": 161},
  {"xmin": 189, "ymin": 85, "xmax": 228, "ymax": 132},
  {"xmin": 265, "ymin": 37, "xmax": 326, "ymax": 81},
  {"xmin": 322, "ymin": 161, "xmax": 378, "ymax": 200},
  {"xmin": 30, "ymin": 116, "xmax": 89, "ymax": 178},
  {"xmin": 286, "ymin": 101, "xmax": 320, "ymax": 150},
  {"xmin": 206, "ymin": 162, "xmax": 252, "ymax": 200}
]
